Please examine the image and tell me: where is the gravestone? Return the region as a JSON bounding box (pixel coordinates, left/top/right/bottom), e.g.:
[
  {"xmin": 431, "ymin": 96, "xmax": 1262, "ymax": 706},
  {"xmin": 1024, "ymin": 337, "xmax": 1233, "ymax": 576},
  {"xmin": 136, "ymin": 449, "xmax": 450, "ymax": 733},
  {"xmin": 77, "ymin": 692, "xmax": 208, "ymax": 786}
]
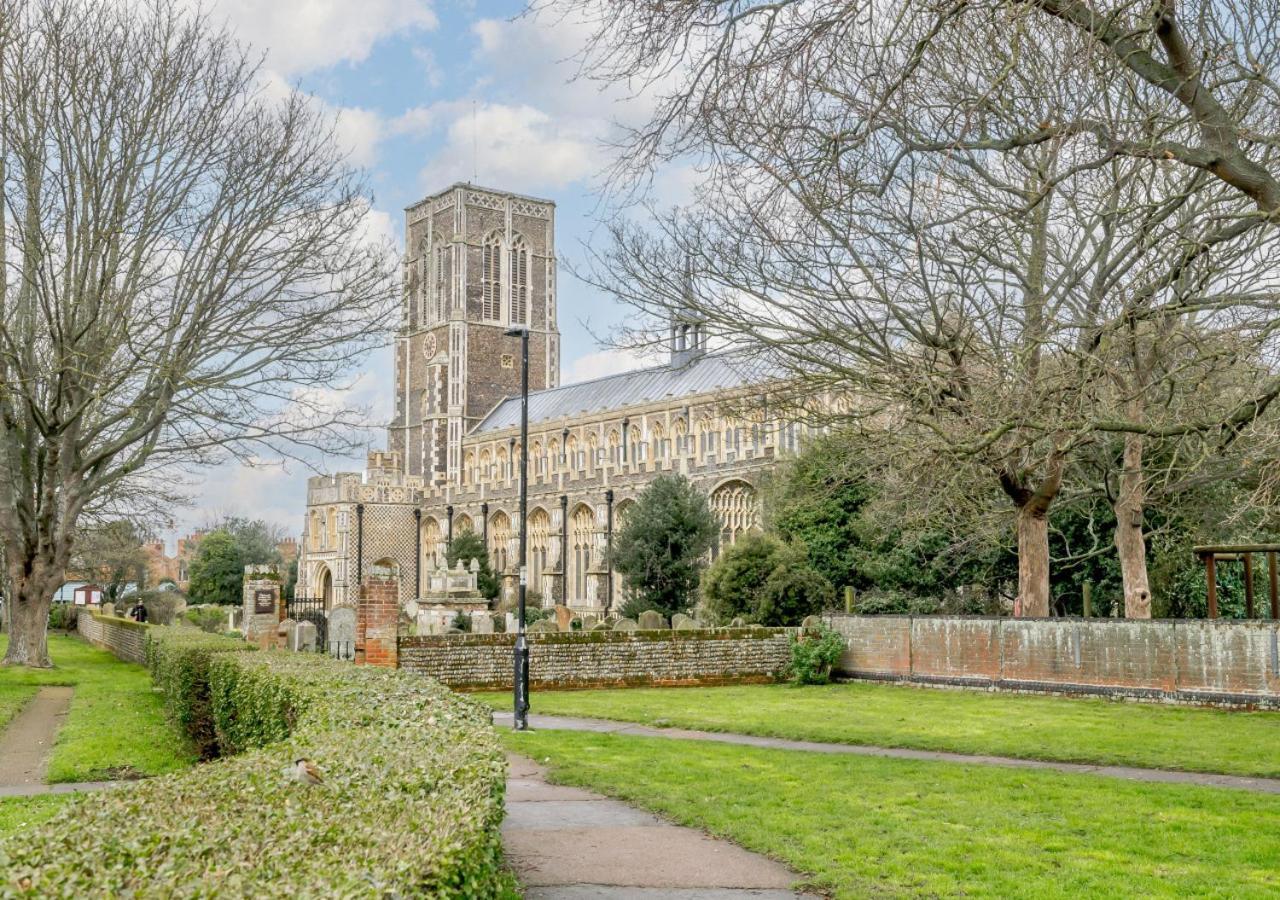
[
  {"xmin": 328, "ymin": 605, "xmax": 356, "ymax": 660},
  {"xmin": 590, "ymin": 621, "xmax": 611, "ymax": 632},
  {"xmin": 801, "ymin": 615, "xmax": 823, "ymax": 632},
  {"xmin": 554, "ymin": 604, "xmax": 573, "ymax": 632},
  {"xmin": 637, "ymin": 610, "xmax": 666, "ymax": 630},
  {"xmin": 612, "ymin": 617, "xmax": 638, "ymax": 632},
  {"xmin": 472, "ymin": 612, "xmax": 494, "ymax": 634},
  {"xmin": 102, "ymin": 602, "xmax": 116, "ymax": 618},
  {"xmin": 276, "ymin": 618, "xmax": 296, "ymax": 650},
  {"xmin": 528, "ymin": 618, "xmax": 559, "ymax": 634},
  {"xmin": 290, "ymin": 620, "xmax": 317, "ymax": 652},
  {"xmin": 729, "ymin": 617, "xmax": 746, "ymax": 627},
  {"xmin": 672, "ymin": 613, "xmax": 699, "ymax": 631}
]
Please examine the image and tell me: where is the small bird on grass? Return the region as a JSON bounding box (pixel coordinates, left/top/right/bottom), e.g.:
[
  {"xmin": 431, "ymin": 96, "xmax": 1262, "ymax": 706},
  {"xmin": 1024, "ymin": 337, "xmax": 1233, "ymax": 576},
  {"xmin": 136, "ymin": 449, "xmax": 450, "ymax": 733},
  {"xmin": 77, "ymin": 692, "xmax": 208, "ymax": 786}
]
[{"xmin": 292, "ymin": 758, "xmax": 324, "ymax": 785}]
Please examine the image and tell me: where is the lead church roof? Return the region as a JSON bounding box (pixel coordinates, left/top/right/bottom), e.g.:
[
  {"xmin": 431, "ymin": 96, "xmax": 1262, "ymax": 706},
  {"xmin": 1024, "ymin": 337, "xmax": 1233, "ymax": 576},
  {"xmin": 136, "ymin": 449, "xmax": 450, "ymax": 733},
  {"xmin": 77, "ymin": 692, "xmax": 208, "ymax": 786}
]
[{"xmin": 471, "ymin": 352, "xmax": 777, "ymax": 435}]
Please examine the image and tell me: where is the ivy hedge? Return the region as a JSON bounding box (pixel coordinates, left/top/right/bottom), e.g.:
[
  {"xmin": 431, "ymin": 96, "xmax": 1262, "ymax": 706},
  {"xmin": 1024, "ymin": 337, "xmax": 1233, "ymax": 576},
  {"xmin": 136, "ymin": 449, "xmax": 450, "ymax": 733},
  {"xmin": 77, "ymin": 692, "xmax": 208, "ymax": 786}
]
[{"xmin": 0, "ymin": 627, "xmax": 509, "ymax": 897}]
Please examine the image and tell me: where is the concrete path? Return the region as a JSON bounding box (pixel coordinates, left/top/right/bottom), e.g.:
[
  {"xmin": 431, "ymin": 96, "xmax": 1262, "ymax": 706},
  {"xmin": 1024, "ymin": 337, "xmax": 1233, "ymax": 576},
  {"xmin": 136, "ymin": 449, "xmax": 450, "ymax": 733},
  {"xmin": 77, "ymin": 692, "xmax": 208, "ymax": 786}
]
[
  {"xmin": 505, "ymin": 753, "xmax": 816, "ymax": 899},
  {"xmin": 0, "ymin": 686, "xmax": 73, "ymax": 790},
  {"xmin": 493, "ymin": 712, "xmax": 1280, "ymax": 795}
]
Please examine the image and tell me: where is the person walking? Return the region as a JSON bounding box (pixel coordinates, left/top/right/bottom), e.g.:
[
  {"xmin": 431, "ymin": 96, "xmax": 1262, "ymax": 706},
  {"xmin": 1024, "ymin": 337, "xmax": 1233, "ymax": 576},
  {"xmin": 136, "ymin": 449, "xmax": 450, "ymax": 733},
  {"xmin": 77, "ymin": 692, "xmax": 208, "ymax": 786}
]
[{"xmin": 129, "ymin": 599, "xmax": 148, "ymax": 623}]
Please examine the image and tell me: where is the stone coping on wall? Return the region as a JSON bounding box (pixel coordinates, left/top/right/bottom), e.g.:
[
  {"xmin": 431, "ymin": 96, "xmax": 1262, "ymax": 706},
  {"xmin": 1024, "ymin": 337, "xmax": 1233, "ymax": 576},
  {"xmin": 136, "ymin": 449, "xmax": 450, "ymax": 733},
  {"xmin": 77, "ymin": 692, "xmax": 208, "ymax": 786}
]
[
  {"xmin": 826, "ymin": 613, "xmax": 1280, "ymax": 709},
  {"xmin": 399, "ymin": 626, "xmax": 789, "ymax": 648},
  {"xmin": 398, "ymin": 626, "xmax": 794, "ymax": 690},
  {"xmin": 83, "ymin": 611, "xmax": 152, "ymax": 631}
]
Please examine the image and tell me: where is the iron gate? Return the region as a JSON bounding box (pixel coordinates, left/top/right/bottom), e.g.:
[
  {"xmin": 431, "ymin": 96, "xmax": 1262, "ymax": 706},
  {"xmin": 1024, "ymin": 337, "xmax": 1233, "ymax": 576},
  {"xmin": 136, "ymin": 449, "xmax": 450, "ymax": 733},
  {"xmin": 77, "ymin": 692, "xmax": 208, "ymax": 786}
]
[{"xmin": 284, "ymin": 596, "xmax": 329, "ymax": 653}]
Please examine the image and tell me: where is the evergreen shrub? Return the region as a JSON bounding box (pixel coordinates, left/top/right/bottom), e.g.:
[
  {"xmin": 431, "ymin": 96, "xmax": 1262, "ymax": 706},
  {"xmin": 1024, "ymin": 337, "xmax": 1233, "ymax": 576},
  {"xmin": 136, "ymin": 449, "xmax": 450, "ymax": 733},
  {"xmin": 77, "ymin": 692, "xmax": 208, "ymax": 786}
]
[{"xmin": 1, "ymin": 628, "xmax": 508, "ymax": 897}]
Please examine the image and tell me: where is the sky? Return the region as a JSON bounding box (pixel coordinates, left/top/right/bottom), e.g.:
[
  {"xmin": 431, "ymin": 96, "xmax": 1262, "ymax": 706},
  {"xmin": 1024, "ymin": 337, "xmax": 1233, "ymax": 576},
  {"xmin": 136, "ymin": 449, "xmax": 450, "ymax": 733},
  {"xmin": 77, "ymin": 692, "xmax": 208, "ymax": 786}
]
[{"xmin": 174, "ymin": 0, "xmax": 674, "ymax": 546}]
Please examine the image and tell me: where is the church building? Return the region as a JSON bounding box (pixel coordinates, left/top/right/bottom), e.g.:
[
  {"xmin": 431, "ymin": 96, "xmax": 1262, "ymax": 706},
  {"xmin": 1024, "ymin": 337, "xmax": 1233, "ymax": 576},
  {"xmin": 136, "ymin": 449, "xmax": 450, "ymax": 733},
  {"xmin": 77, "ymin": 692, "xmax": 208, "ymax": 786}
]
[{"xmin": 295, "ymin": 183, "xmax": 814, "ymax": 613}]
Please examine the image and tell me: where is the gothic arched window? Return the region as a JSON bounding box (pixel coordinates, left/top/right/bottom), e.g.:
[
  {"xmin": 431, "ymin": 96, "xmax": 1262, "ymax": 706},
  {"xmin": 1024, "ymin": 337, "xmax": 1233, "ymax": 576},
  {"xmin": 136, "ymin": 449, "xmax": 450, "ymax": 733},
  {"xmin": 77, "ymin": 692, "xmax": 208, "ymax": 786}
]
[
  {"xmin": 510, "ymin": 234, "xmax": 529, "ymax": 325},
  {"xmin": 710, "ymin": 481, "xmax": 760, "ymax": 556},
  {"xmin": 528, "ymin": 507, "xmax": 551, "ymax": 599},
  {"xmin": 489, "ymin": 511, "xmax": 511, "ymax": 573},
  {"xmin": 571, "ymin": 504, "xmax": 595, "ymax": 601},
  {"xmin": 481, "ymin": 231, "xmax": 502, "ymax": 321},
  {"xmin": 434, "ymin": 244, "xmax": 447, "ymax": 322}
]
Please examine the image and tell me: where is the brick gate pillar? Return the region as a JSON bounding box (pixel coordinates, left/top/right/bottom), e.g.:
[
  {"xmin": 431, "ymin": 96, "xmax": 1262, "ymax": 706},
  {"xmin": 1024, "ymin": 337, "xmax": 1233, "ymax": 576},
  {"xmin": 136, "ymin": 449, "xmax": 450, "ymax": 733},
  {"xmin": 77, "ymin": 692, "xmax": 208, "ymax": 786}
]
[{"xmin": 357, "ymin": 576, "xmax": 399, "ymax": 668}]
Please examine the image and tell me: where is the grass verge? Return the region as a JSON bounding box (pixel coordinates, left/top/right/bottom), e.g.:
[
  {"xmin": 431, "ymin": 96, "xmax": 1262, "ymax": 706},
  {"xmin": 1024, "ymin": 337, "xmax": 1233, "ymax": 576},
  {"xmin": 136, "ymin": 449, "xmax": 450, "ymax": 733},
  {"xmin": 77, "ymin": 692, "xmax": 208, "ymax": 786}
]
[
  {"xmin": 506, "ymin": 729, "xmax": 1280, "ymax": 899},
  {"xmin": 0, "ymin": 686, "xmax": 38, "ymax": 733},
  {"xmin": 476, "ymin": 681, "xmax": 1280, "ymax": 777},
  {"xmin": 0, "ymin": 796, "xmax": 74, "ymax": 841},
  {"xmin": 0, "ymin": 633, "xmax": 195, "ymax": 782}
]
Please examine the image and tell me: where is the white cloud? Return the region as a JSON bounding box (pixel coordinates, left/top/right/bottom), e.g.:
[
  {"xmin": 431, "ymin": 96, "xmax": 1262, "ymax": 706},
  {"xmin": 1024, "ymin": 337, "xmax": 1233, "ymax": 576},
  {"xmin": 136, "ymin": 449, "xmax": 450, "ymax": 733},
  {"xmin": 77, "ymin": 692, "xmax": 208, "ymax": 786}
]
[
  {"xmin": 334, "ymin": 107, "xmax": 385, "ymax": 168},
  {"xmin": 257, "ymin": 71, "xmax": 387, "ymax": 170},
  {"xmin": 423, "ymin": 103, "xmax": 601, "ymax": 192},
  {"xmin": 203, "ymin": 0, "xmax": 438, "ymax": 77},
  {"xmin": 564, "ymin": 348, "xmax": 651, "ymax": 384}
]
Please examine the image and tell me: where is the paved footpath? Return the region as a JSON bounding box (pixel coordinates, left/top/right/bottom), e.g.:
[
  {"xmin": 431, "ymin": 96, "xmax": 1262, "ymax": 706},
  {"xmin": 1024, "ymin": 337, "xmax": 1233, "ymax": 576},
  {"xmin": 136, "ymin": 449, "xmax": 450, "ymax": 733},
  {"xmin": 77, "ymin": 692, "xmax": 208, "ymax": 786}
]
[
  {"xmin": 0, "ymin": 686, "xmax": 122, "ymax": 798},
  {"xmin": 0, "ymin": 686, "xmax": 73, "ymax": 791},
  {"xmin": 494, "ymin": 711, "xmax": 1280, "ymax": 795},
  {"xmin": 504, "ymin": 752, "xmax": 818, "ymax": 899}
]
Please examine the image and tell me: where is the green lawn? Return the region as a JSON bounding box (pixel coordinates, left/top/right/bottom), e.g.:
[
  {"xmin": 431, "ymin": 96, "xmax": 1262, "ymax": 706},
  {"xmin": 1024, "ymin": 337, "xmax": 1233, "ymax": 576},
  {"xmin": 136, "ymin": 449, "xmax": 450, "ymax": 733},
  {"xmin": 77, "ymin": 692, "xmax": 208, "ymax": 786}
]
[
  {"xmin": 0, "ymin": 634, "xmax": 195, "ymax": 782},
  {"xmin": 507, "ymin": 729, "xmax": 1280, "ymax": 899},
  {"xmin": 0, "ymin": 684, "xmax": 38, "ymax": 732},
  {"xmin": 0, "ymin": 795, "xmax": 74, "ymax": 841},
  {"xmin": 476, "ymin": 681, "xmax": 1280, "ymax": 777}
]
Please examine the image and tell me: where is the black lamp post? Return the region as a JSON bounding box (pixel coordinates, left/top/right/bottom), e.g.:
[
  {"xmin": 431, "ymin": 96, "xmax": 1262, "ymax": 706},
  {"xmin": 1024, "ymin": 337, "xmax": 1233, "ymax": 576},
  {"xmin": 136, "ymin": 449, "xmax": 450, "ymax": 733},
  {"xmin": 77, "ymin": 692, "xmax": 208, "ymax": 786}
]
[{"xmin": 505, "ymin": 326, "xmax": 531, "ymax": 730}]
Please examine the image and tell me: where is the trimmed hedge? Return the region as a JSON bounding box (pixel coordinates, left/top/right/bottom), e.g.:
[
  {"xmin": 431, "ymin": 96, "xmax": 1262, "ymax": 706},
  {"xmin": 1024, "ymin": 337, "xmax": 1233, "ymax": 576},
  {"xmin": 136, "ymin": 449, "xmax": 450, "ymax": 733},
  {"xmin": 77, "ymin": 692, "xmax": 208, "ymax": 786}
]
[{"xmin": 1, "ymin": 628, "xmax": 508, "ymax": 897}]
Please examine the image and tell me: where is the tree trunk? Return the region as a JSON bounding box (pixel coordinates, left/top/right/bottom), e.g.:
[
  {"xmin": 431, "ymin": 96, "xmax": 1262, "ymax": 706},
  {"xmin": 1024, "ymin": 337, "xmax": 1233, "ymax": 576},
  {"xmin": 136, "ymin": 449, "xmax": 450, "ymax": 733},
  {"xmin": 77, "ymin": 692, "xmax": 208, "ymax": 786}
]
[
  {"xmin": 1001, "ymin": 452, "xmax": 1064, "ymax": 618},
  {"xmin": 1114, "ymin": 431, "xmax": 1151, "ymax": 618},
  {"xmin": 2, "ymin": 565, "xmax": 60, "ymax": 668},
  {"xmin": 1016, "ymin": 505, "xmax": 1052, "ymax": 617}
]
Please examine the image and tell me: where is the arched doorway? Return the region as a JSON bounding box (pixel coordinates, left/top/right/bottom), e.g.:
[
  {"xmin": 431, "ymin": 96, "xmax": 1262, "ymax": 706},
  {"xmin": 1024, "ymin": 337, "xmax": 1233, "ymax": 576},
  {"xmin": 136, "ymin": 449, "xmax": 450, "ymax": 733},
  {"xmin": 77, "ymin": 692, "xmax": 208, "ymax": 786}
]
[{"xmin": 318, "ymin": 565, "xmax": 333, "ymax": 609}]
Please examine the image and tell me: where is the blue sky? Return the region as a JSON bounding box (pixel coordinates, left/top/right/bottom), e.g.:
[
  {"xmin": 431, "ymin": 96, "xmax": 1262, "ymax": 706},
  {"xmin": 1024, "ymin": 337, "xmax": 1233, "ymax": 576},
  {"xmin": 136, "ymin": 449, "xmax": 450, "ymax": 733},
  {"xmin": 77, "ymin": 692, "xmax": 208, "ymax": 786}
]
[{"xmin": 175, "ymin": 0, "xmax": 677, "ymax": 544}]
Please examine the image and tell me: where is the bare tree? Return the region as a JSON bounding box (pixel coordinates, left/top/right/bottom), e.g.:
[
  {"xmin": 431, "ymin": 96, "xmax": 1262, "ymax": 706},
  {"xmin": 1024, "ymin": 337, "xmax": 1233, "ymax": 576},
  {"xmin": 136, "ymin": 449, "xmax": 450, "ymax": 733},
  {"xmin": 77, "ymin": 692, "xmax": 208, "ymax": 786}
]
[
  {"xmin": 555, "ymin": 0, "xmax": 1280, "ymax": 615},
  {"xmin": 0, "ymin": 0, "xmax": 398, "ymax": 666}
]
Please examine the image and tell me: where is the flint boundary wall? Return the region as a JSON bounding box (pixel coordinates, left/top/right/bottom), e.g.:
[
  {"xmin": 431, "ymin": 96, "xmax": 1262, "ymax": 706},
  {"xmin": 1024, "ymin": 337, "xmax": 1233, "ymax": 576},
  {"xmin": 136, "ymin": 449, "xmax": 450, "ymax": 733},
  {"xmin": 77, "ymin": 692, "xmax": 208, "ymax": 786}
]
[
  {"xmin": 827, "ymin": 614, "xmax": 1280, "ymax": 708},
  {"xmin": 77, "ymin": 609, "xmax": 150, "ymax": 665},
  {"xmin": 399, "ymin": 627, "xmax": 792, "ymax": 690}
]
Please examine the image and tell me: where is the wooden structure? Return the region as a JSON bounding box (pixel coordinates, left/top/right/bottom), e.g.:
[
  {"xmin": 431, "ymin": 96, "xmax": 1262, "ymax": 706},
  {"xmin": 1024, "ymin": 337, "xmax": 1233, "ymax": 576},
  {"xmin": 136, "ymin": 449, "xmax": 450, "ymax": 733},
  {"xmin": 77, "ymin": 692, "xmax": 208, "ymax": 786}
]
[{"xmin": 1193, "ymin": 545, "xmax": 1280, "ymax": 619}]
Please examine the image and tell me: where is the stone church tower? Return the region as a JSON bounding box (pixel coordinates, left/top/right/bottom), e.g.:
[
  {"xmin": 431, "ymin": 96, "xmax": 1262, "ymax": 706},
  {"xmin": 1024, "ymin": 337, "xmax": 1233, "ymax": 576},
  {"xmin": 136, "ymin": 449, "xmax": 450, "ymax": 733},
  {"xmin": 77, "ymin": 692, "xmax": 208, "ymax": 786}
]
[{"xmin": 389, "ymin": 184, "xmax": 560, "ymax": 483}]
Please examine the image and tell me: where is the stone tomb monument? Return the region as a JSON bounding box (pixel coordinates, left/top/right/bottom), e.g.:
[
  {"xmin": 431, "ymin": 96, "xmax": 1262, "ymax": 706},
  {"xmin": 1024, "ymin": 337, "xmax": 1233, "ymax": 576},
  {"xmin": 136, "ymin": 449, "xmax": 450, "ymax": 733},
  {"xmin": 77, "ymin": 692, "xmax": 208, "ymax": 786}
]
[
  {"xmin": 328, "ymin": 605, "xmax": 356, "ymax": 660},
  {"xmin": 417, "ymin": 560, "xmax": 489, "ymax": 635}
]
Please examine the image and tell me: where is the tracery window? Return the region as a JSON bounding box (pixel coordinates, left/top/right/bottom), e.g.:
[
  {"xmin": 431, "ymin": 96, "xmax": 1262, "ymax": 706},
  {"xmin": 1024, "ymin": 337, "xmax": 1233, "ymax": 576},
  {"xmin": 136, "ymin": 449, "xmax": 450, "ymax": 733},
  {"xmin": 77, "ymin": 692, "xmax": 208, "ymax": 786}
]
[
  {"xmin": 489, "ymin": 511, "xmax": 511, "ymax": 573},
  {"xmin": 434, "ymin": 245, "xmax": 447, "ymax": 322},
  {"xmin": 529, "ymin": 508, "xmax": 551, "ymax": 598},
  {"xmin": 710, "ymin": 481, "xmax": 760, "ymax": 556},
  {"xmin": 571, "ymin": 504, "xmax": 595, "ymax": 601},
  {"xmin": 510, "ymin": 234, "xmax": 529, "ymax": 325},
  {"xmin": 482, "ymin": 231, "xmax": 502, "ymax": 321},
  {"xmin": 422, "ymin": 517, "xmax": 442, "ymax": 570}
]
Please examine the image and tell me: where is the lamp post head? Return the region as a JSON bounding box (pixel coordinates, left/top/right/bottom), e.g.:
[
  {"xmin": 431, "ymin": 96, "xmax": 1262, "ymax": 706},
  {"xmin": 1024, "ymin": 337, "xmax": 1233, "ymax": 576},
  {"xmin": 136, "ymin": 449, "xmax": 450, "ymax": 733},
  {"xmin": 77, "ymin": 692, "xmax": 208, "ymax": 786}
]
[{"xmin": 504, "ymin": 326, "xmax": 530, "ymax": 338}]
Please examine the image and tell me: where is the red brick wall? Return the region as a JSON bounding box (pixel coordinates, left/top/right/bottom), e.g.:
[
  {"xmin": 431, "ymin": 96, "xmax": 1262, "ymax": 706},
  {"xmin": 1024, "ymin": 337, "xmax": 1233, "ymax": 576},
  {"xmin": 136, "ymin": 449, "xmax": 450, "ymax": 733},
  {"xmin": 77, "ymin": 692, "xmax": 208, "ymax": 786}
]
[
  {"xmin": 910, "ymin": 618, "xmax": 1001, "ymax": 681},
  {"xmin": 827, "ymin": 615, "xmax": 1280, "ymax": 707},
  {"xmin": 827, "ymin": 616, "xmax": 911, "ymax": 677},
  {"xmin": 357, "ymin": 578, "xmax": 399, "ymax": 668},
  {"xmin": 77, "ymin": 610, "xmax": 149, "ymax": 665}
]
